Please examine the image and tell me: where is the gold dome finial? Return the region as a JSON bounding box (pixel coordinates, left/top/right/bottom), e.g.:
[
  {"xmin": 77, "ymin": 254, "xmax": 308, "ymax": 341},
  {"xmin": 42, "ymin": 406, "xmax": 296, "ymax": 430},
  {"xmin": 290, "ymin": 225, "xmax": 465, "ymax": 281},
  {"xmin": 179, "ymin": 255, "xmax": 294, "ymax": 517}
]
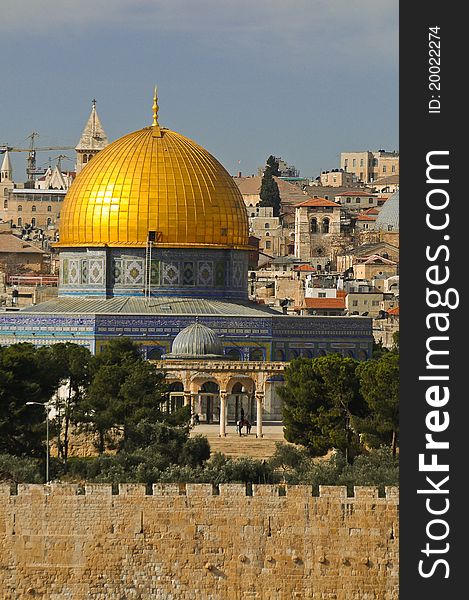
[{"xmin": 152, "ymin": 86, "xmax": 159, "ymax": 126}]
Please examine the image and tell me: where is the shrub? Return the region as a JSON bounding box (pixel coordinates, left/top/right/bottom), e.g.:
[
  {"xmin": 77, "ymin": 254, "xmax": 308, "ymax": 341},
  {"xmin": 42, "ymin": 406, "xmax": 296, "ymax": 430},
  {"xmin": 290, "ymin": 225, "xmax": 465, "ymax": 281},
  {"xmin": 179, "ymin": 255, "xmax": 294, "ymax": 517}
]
[{"xmin": 0, "ymin": 454, "xmax": 43, "ymax": 483}]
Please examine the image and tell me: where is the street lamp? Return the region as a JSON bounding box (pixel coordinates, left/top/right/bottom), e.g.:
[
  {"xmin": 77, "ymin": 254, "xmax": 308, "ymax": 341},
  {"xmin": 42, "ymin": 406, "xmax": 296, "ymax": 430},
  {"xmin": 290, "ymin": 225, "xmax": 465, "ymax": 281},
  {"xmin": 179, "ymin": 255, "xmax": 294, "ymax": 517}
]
[{"xmin": 26, "ymin": 401, "xmax": 51, "ymax": 484}]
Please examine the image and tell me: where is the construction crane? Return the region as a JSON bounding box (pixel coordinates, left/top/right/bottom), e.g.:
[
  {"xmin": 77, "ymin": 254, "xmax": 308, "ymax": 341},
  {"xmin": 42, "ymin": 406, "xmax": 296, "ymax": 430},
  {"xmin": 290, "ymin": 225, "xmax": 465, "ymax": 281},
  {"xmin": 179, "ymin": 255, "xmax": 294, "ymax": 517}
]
[{"xmin": 0, "ymin": 132, "xmax": 74, "ymax": 186}]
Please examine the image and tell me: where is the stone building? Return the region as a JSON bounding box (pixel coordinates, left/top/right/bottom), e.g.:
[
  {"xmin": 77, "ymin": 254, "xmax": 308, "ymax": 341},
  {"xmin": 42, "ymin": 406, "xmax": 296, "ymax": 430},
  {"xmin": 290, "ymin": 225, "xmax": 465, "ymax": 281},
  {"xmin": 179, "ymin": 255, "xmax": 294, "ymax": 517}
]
[
  {"xmin": 336, "ymin": 241, "xmax": 399, "ymax": 273},
  {"xmin": 294, "ymin": 196, "xmax": 342, "ymax": 268},
  {"xmin": 319, "ymin": 169, "xmax": 357, "ymax": 187},
  {"xmin": 248, "ymin": 206, "xmax": 283, "ymax": 262},
  {"xmin": 0, "ymin": 233, "xmax": 45, "ymax": 273},
  {"xmin": 335, "ymin": 190, "xmax": 379, "ymax": 210},
  {"xmin": 340, "ymin": 150, "xmax": 399, "ymax": 184}
]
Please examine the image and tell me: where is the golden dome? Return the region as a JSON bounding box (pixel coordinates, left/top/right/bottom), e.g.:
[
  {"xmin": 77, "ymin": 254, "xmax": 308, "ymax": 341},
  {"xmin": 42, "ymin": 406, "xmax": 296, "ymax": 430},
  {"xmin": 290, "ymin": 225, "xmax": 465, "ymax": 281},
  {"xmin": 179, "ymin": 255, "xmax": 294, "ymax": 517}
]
[{"xmin": 58, "ymin": 125, "xmax": 249, "ymax": 249}]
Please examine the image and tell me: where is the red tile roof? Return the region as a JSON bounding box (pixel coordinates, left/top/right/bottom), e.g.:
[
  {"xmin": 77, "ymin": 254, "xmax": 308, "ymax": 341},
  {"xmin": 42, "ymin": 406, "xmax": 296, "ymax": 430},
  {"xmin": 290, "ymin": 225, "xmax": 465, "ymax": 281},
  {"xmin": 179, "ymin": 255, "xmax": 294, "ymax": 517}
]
[
  {"xmin": 302, "ymin": 297, "xmax": 346, "ymax": 309},
  {"xmin": 293, "ymin": 264, "xmax": 316, "ymax": 272},
  {"xmin": 387, "ymin": 306, "xmax": 400, "ymax": 316},
  {"xmin": 296, "ymin": 197, "xmax": 340, "ymax": 208}
]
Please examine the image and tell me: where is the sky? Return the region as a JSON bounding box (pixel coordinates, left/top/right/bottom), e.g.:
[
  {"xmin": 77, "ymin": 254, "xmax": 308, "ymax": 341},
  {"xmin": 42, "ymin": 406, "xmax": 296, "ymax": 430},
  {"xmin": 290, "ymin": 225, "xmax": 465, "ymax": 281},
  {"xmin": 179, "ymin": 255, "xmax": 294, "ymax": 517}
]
[{"xmin": 0, "ymin": 0, "xmax": 398, "ymax": 181}]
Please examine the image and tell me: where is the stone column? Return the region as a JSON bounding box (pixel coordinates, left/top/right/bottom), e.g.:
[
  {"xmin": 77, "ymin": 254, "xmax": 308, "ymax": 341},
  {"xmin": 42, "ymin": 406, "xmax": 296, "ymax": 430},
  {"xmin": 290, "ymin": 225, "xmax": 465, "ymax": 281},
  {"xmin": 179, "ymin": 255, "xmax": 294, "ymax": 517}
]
[
  {"xmin": 256, "ymin": 392, "xmax": 264, "ymax": 438},
  {"xmin": 219, "ymin": 391, "xmax": 227, "ymax": 437}
]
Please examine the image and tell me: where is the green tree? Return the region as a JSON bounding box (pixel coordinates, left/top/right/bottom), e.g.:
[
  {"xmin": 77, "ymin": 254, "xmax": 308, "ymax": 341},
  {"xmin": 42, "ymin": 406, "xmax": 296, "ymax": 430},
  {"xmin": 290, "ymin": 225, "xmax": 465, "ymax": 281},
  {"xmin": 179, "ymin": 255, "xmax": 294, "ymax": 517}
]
[
  {"xmin": 258, "ymin": 155, "xmax": 281, "ymax": 217},
  {"xmin": 0, "ymin": 344, "xmax": 59, "ymax": 457},
  {"xmin": 79, "ymin": 339, "xmax": 169, "ymax": 453},
  {"xmin": 279, "ymin": 355, "xmax": 368, "ymax": 463},
  {"xmin": 356, "ymin": 352, "xmax": 399, "ymax": 457},
  {"xmin": 48, "ymin": 343, "xmax": 92, "ymax": 469}
]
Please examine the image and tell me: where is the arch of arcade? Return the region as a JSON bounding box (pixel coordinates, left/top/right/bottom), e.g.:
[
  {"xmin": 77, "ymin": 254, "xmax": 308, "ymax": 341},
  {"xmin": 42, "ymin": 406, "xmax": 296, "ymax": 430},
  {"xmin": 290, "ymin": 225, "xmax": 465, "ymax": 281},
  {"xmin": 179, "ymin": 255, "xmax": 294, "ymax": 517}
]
[{"xmin": 152, "ymin": 359, "xmax": 287, "ymax": 438}]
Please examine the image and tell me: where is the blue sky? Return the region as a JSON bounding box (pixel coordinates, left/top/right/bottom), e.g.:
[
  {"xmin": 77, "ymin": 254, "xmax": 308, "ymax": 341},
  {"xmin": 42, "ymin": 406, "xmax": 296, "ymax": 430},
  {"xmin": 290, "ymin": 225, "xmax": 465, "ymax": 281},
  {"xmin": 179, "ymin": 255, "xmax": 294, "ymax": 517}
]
[{"xmin": 0, "ymin": 0, "xmax": 398, "ymax": 181}]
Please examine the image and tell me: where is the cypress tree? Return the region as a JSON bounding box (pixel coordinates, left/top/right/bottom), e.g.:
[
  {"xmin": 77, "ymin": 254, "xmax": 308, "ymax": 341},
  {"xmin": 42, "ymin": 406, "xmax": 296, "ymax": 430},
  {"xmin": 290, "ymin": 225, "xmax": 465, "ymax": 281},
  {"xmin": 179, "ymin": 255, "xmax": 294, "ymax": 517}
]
[{"xmin": 259, "ymin": 155, "xmax": 281, "ymax": 216}]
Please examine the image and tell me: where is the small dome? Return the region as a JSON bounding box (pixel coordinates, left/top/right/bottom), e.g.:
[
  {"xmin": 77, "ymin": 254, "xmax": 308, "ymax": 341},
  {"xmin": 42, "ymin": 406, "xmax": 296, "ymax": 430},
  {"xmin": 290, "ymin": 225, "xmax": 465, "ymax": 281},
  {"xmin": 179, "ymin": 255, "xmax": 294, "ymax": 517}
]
[
  {"xmin": 376, "ymin": 191, "xmax": 399, "ymax": 232},
  {"xmin": 169, "ymin": 322, "xmax": 224, "ymax": 358}
]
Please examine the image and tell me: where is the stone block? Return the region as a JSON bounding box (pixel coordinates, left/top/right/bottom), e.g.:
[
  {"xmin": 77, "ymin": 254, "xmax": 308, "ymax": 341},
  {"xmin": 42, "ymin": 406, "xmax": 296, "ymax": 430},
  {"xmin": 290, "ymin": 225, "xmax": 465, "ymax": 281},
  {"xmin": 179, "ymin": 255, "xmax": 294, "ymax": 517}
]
[
  {"xmin": 219, "ymin": 483, "xmax": 246, "ymax": 497},
  {"xmin": 353, "ymin": 487, "xmax": 379, "ymax": 499},
  {"xmin": 252, "ymin": 485, "xmax": 279, "ymax": 497},
  {"xmin": 118, "ymin": 484, "xmax": 147, "ymax": 496},
  {"xmin": 152, "ymin": 483, "xmax": 184, "ymax": 496},
  {"xmin": 84, "ymin": 484, "xmax": 112, "ymax": 495},
  {"xmin": 318, "ymin": 486, "xmax": 347, "ymax": 498},
  {"xmin": 186, "ymin": 484, "xmax": 214, "ymax": 497},
  {"xmin": 285, "ymin": 485, "xmax": 312, "ymax": 497}
]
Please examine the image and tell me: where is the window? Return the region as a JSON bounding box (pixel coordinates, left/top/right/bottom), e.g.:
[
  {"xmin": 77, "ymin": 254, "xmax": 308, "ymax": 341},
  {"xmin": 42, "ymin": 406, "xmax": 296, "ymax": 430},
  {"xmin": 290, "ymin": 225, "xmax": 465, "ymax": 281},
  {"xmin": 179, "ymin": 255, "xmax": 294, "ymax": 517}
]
[
  {"xmin": 3, "ymin": 199, "xmax": 7, "ymax": 209},
  {"xmin": 18, "ymin": 217, "xmax": 22, "ymax": 226},
  {"xmin": 265, "ymin": 240, "xmax": 271, "ymax": 249},
  {"xmin": 392, "ymin": 165, "xmax": 396, "ymax": 173},
  {"xmin": 359, "ymin": 172, "xmax": 364, "ymax": 180},
  {"xmin": 372, "ymin": 300, "xmax": 380, "ymax": 306},
  {"xmin": 360, "ymin": 159, "xmax": 364, "ymax": 167},
  {"xmin": 322, "ymin": 218, "xmax": 330, "ymax": 233},
  {"xmin": 369, "ymin": 198, "xmax": 374, "ymax": 203},
  {"xmin": 344, "ymin": 159, "xmax": 348, "ymax": 167},
  {"xmin": 318, "ymin": 292, "xmax": 326, "ymax": 298},
  {"xmin": 47, "ymin": 218, "xmax": 52, "ymax": 226},
  {"xmin": 383, "ymin": 165, "xmax": 387, "ymax": 173},
  {"xmin": 346, "ymin": 198, "xmax": 351, "ymax": 204},
  {"xmin": 363, "ymin": 223, "xmax": 369, "ymax": 229},
  {"xmin": 31, "ymin": 217, "xmax": 36, "ymax": 227},
  {"xmin": 47, "ymin": 205, "xmax": 52, "ymax": 212},
  {"xmin": 355, "ymin": 198, "xmax": 360, "ymax": 203},
  {"xmin": 18, "ymin": 205, "xmax": 22, "ymax": 212},
  {"xmin": 310, "ymin": 218, "xmax": 318, "ymax": 233},
  {"xmin": 352, "ymin": 300, "xmax": 358, "ymax": 307},
  {"xmin": 352, "ymin": 159, "xmax": 356, "ymax": 167},
  {"xmin": 265, "ymin": 223, "xmax": 270, "ymax": 229},
  {"xmin": 32, "ymin": 205, "xmax": 37, "ymax": 212}
]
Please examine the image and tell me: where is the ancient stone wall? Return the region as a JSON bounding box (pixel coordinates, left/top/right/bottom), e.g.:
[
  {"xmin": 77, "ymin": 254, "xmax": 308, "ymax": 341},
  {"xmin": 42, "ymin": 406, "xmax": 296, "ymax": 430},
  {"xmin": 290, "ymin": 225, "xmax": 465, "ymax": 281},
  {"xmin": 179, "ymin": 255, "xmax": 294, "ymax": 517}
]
[{"xmin": 0, "ymin": 483, "xmax": 398, "ymax": 599}]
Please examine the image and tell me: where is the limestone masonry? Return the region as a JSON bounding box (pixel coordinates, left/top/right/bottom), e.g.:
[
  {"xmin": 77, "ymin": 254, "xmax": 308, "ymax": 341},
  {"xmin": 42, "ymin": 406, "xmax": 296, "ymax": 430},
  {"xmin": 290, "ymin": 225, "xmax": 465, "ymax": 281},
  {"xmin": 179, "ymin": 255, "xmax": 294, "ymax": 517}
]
[{"xmin": 0, "ymin": 483, "xmax": 398, "ymax": 599}]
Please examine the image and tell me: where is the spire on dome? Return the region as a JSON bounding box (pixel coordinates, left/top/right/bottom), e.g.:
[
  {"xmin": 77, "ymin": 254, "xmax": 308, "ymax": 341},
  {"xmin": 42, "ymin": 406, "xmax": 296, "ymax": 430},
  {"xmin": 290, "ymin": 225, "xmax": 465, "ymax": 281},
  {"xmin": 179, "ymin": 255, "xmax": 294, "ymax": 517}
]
[
  {"xmin": 152, "ymin": 86, "xmax": 162, "ymax": 137},
  {"xmin": 1, "ymin": 150, "xmax": 13, "ymax": 181},
  {"xmin": 152, "ymin": 86, "xmax": 159, "ymax": 126},
  {"xmin": 76, "ymin": 99, "xmax": 109, "ymax": 152}
]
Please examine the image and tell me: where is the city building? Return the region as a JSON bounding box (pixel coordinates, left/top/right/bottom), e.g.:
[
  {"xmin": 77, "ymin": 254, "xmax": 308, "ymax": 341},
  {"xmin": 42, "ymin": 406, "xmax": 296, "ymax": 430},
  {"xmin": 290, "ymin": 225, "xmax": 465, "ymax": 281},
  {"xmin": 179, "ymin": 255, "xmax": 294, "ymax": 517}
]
[
  {"xmin": 334, "ymin": 190, "xmax": 379, "ymax": 210},
  {"xmin": 340, "ymin": 150, "xmax": 399, "ymax": 183},
  {"xmin": 294, "ymin": 196, "xmax": 342, "ymax": 268},
  {"xmin": 319, "ymin": 169, "xmax": 357, "ymax": 187},
  {"xmin": 0, "ymin": 92, "xmax": 373, "ymax": 429}
]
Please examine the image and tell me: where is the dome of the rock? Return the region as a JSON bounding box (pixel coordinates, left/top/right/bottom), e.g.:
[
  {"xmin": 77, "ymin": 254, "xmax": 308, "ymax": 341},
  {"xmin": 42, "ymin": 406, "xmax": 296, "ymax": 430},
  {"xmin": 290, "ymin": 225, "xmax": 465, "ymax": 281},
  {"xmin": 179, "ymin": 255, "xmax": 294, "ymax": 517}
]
[
  {"xmin": 57, "ymin": 126, "xmax": 249, "ymax": 249},
  {"xmin": 56, "ymin": 93, "xmax": 251, "ymax": 300}
]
